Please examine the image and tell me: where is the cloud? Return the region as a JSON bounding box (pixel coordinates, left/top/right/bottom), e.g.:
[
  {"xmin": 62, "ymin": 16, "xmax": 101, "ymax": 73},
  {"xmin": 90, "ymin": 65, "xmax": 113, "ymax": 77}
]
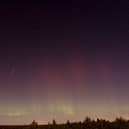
[
  {"xmin": 0, "ymin": 106, "xmax": 29, "ymax": 117},
  {"xmin": 6, "ymin": 111, "xmax": 26, "ymax": 117}
]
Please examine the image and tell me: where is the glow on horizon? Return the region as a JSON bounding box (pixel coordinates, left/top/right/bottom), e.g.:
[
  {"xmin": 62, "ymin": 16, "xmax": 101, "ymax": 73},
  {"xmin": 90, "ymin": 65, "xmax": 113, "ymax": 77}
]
[{"xmin": 0, "ymin": 99, "xmax": 129, "ymax": 125}]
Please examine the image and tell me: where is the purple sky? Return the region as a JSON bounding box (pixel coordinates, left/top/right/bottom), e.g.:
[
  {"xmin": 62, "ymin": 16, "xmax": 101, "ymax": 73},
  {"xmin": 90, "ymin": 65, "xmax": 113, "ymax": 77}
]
[{"xmin": 0, "ymin": 1, "xmax": 128, "ymax": 125}]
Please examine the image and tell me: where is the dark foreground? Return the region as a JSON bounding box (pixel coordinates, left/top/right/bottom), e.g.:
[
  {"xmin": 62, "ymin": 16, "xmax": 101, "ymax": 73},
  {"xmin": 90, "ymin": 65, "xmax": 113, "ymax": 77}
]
[{"xmin": 0, "ymin": 117, "xmax": 129, "ymax": 129}]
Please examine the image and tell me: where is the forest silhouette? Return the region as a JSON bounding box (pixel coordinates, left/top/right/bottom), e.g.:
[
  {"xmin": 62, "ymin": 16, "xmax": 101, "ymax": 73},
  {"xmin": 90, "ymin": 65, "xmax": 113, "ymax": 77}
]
[{"xmin": 0, "ymin": 117, "xmax": 129, "ymax": 129}]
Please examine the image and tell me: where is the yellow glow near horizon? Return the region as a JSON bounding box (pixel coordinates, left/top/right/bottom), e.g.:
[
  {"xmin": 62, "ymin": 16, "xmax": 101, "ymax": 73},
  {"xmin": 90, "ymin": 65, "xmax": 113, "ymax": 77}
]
[{"xmin": 48, "ymin": 101, "xmax": 75, "ymax": 116}]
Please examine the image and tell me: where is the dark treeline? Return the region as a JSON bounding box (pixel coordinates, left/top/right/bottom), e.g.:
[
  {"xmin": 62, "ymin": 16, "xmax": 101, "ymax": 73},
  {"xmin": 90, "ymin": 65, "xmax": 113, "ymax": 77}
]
[{"xmin": 0, "ymin": 117, "xmax": 129, "ymax": 129}]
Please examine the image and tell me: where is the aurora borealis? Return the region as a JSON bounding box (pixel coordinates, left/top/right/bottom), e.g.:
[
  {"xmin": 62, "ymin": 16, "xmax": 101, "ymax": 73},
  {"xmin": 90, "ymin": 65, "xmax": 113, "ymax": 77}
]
[{"xmin": 0, "ymin": 1, "xmax": 128, "ymax": 125}]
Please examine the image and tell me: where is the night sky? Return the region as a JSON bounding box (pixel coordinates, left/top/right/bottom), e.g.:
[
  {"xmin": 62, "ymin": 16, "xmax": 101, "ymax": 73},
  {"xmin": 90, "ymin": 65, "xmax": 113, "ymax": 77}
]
[{"xmin": 0, "ymin": 0, "xmax": 128, "ymax": 125}]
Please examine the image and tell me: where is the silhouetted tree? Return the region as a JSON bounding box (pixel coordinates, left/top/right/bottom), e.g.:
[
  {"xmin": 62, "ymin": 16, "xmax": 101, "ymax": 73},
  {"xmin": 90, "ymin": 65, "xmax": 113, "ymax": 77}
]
[
  {"xmin": 30, "ymin": 120, "xmax": 38, "ymax": 129},
  {"xmin": 83, "ymin": 116, "xmax": 91, "ymax": 124},
  {"xmin": 113, "ymin": 117, "xmax": 129, "ymax": 129},
  {"xmin": 2, "ymin": 116, "xmax": 129, "ymax": 129},
  {"xmin": 52, "ymin": 119, "xmax": 56, "ymax": 125},
  {"xmin": 67, "ymin": 120, "xmax": 70, "ymax": 124},
  {"xmin": 83, "ymin": 117, "xmax": 92, "ymax": 129}
]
